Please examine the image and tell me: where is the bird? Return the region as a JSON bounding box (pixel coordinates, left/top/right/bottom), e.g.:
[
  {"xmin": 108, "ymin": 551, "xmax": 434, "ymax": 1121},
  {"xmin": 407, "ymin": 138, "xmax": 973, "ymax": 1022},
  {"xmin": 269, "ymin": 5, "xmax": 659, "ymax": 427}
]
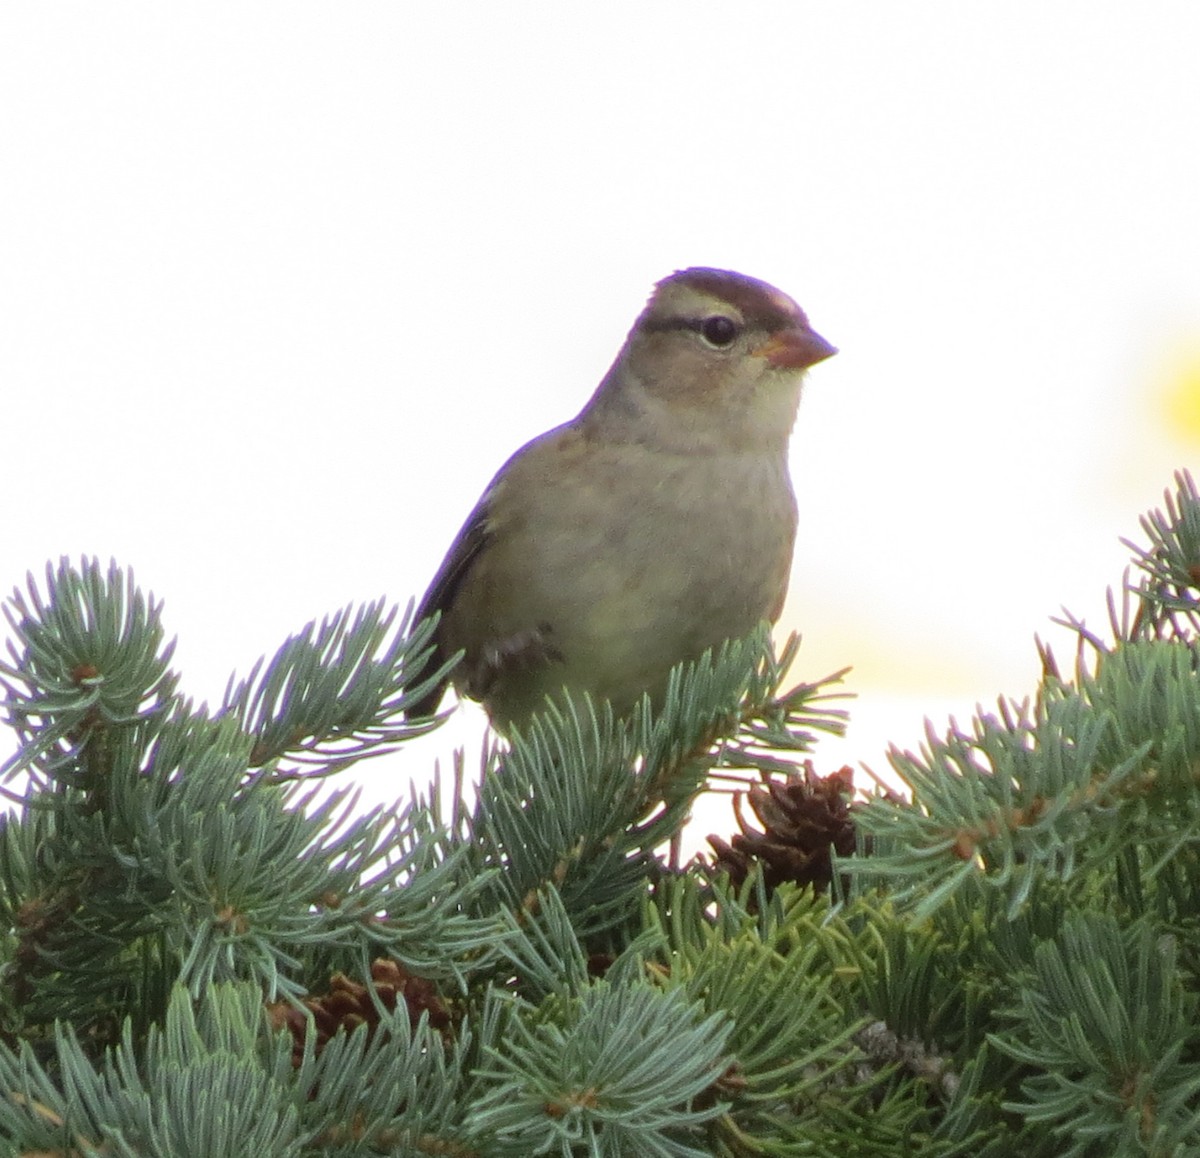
[{"xmin": 407, "ymin": 267, "xmax": 835, "ymax": 734}]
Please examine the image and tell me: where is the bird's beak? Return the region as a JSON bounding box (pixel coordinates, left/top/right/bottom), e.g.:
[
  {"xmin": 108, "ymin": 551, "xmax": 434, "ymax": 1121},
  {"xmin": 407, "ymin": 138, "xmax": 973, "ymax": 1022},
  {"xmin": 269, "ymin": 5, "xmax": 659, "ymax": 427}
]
[{"xmin": 755, "ymin": 326, "xmax": 837, "ymax": 370}]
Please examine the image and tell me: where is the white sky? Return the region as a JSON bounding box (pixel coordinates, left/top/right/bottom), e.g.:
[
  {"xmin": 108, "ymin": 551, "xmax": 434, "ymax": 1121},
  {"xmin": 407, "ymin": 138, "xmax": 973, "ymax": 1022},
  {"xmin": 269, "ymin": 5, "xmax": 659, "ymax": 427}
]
[{"xmin": 3, "ymin": 6, "xmax": 1199, "ymax": 832}]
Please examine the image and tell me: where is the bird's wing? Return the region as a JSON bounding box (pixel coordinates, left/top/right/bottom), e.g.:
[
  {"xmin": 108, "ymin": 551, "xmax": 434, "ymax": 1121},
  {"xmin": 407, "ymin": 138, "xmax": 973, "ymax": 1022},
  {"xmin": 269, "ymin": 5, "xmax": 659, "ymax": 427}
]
[
  {"xmin": 404, "ymin": 424, "xmax": 572, "ymax": 719},
  {"xmin": 405, "ymin": 491, "xmax": 494, "ymax": 718}
]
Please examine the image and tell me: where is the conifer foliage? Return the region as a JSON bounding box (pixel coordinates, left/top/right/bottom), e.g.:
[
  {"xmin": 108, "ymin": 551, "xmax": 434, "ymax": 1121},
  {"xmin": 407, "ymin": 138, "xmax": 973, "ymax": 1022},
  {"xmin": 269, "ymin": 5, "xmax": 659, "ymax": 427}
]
[{"xmin": 0, "ymin": 471, "xmax": 1197, "ymax": 1156}]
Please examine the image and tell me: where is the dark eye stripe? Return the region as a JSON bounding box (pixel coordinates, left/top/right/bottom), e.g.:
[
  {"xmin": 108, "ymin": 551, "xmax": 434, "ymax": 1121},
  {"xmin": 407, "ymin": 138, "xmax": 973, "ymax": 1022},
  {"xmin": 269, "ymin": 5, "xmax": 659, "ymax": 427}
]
[{"xmin": 642, "ymin": 317, "xmax": 742, "ymax": 345}]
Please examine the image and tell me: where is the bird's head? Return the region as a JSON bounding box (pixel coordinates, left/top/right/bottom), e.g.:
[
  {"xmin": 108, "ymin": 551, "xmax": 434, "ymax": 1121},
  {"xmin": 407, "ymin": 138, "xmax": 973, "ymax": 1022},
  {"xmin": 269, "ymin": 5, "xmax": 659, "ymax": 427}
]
[{"xmin": 584, "ymin": 267, "xmax": 836, "ymax": 453}]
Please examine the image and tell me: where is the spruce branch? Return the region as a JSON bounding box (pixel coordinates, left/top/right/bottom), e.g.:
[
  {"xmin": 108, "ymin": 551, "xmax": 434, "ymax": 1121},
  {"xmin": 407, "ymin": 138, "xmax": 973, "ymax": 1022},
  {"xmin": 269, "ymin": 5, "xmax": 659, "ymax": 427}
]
[
  {"xmin": 0, "ymin": 984, "xmax": 301, "ymax": 1157},
  {"xmin": 715, "ymin": 631, "xmax": 850, "ymax": 776},
  {"xmin": 220, "ymin": 597, "xmax": 452, "ymax": 780},
  {"xmin": 483, "ymin": 884, "xmax": 595, "ymax": 1003},
  {"xmin": 451, "ymin": 633, "xmax": 768, "ymax": 945},
  {"xmin": 0, "ymin": 560, "xmax": 507, "ymax": 1046},
  {"xmin": 1122, "ymin": 468, "xmax": 1200, "ymax": 641},
  {"xmin": 5, "ymin": 474, "xmax": 1200, "ymax": 1153},
  {"xmin": 0, "ymin": 981, "xmax": 489, "ymax": 1157},
  {"xmin": 991, "ymin": 914, "xmax": 1200, "ymax": 1155},
  {"xmin": 467, "ymin": 979, "xmax": 732, "ymax": 1157},
  {"xmin": 850, "ymin": 691, "xmax": 1149, "ymax": 919},
  {"xmin": 0, "ymin": 557, "xmax": 178, "ymax": 790},
  {"xmin": 645, "ymin": 874, "xmax": 861, "ymax": 1111},
  {"xmin": 851, "ymin": 471, "xmax": 1200, "ymax": 923},
  {"xmin": 642, "ymin": 874, "xmax": 981, "ymax": 1156},
  {"xmin": 450, "ymin": 631, "xmax": 849, "ymax": 948}
]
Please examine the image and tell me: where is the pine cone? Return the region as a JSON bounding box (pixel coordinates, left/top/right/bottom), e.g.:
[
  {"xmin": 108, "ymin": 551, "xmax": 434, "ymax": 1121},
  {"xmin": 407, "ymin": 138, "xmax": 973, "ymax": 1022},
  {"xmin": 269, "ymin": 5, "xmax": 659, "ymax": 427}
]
[
  {"xmin": 708, "ymin": 762, "xmax": 857, "ymax": 894},
  {"xmin": 268, "ymin": 958, "xmax": 451, "ymax": 1067}
]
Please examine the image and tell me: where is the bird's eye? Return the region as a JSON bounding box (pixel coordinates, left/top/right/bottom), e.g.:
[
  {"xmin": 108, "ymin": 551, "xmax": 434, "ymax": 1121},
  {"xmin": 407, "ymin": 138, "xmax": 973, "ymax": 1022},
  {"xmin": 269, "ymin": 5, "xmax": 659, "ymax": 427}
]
[{"xmin": 699, "ymin": 315, "xmax": 740, "ymax": 348}]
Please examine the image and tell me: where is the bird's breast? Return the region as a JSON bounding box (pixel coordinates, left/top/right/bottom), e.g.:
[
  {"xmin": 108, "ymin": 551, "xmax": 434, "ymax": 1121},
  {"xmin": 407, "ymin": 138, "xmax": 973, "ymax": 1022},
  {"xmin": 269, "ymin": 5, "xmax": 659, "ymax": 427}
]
[{"xmin": 445, "ymin": 438, "xmax": 796, "ymax": 723}]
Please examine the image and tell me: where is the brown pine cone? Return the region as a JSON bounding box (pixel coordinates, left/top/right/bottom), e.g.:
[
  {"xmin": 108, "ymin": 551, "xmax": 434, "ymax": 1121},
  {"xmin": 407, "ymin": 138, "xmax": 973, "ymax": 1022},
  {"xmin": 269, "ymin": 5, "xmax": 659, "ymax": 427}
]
[
  {"xmin": 708, "ymin": 762, "xmax": 857, "ymax": 894},
  {"xmin": 268, "ymin": 958, "xmax": 451, "ymax": 1067}
]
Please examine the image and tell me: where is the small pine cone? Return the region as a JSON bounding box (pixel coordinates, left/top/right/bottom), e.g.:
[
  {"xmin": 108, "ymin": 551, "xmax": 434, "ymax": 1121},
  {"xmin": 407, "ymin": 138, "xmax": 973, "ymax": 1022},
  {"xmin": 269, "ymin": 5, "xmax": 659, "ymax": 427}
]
[
  {"xmin": 268, "ymin": 958, "xmax": 451, "ymax": 1067},
  {"xmin": 708, "ymin": 762, "xmax": 856, "ymax": 894},
  {"xmin": 369, "ymin": 957, "xmax": 451, "ymax": 1034}
]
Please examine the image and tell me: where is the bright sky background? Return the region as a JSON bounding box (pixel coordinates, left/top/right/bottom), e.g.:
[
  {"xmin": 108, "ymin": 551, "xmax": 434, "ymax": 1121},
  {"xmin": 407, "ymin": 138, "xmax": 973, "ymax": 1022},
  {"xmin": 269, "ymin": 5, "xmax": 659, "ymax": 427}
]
[{"xmin": 4, "ymin": 6, "xmax": 1200, "ymax": 842}]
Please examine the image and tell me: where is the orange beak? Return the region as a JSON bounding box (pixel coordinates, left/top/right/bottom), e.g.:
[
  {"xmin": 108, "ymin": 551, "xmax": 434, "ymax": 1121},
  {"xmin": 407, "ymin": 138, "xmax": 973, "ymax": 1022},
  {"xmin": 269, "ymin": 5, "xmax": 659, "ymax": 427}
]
[{"xmin": 755, "ymin": 326, "xmax": 837, "ymax": 370}]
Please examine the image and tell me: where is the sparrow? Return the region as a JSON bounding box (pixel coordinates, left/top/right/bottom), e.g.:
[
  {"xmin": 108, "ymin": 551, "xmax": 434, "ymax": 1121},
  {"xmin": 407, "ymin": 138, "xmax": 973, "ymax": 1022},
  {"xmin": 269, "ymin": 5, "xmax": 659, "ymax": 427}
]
[{"xmin": 407, "ymin": 267, "xmax": 835, "ymax": 734}]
